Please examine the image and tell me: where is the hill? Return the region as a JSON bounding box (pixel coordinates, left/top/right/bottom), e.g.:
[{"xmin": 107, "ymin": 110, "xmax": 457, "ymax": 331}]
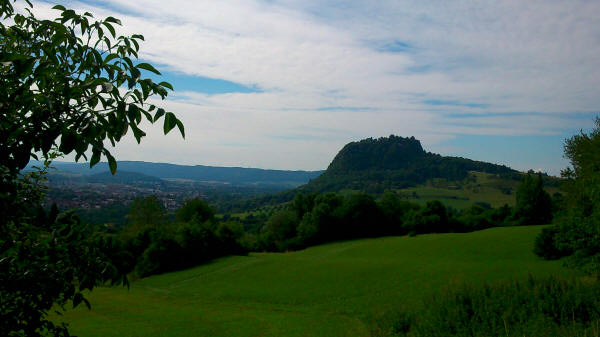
[
  {"xmin": 54, "ymin": 226, "xmax": 567, "ymax": 337},
  {"xmin": 29, "ymin": 160, "xmax": 323, "ymax": 187},
  {"xmin": 300, "ymin": 135, "xmax": 519, "ymax": 193},
  {"xmin": 220, "ymin": 136, "xmax": 561, "ymax": 212}
]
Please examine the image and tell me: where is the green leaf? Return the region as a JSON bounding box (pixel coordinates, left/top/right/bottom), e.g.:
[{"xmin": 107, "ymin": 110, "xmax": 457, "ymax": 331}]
[
  {"xmin": 136, "ymin": 63, "xmax": 161, "ymax": 75},
  {"xmin": 131, "ymin": 124, "xmax": 146, "ymax": 143},
  {"xmin": 80, "ymin": 19, "xmax": 89, "ymax": 34},
  {"xmin": 105, "ymin": 16, "xmax": 122, "ymax": 25},
  {"xmin": 59, "ymin": 130, "xmax": 77, "ymax": 154},
  {"xmin": 163, "ymin": 112, "xmax": 177, "ymax": 134},
  {"xmin": 103, "ymin": 53, "xmax": 119, "ymax": 65},
  {"xmin": 141, "ymin": 108, "xmax": 153, "ymax": 122},
  {"xmin": 15, "ymin": 144, "xmax": 31, "ymax": 170},
  {"xmin": 52, "ymin": 5, "xmax": 66, "ymax": 11},
  {"xmin": 90, "ymin": 150, "xmax": 101, "ymax": 167},
  {"xmin": 159, "ymin": 81, "xmax": 174, "ymax": 91},
  {"xmin": 106, "ymin": 151, "xmax": 117, "ymax": 175},
  {"xmin": 131, "ymin": 38, "xmax": 140, "ymax": 52},
  {"xmin": 121, "ymin": 122, "xmax": 128, "ymax": 137},
  {"xmin": 129, "ymin": 103, "xmax": 142, "ymax": 123},
  {"xmin": 103, "ymin": 22, "xmax": 116, "ymax": 38},
  {"xmin": 176, "ymin": 119, "xmax": 185, "ymax": 139},
  {"xmin": 133, "ymin": 89, "xmax": 143, "ymax": 105},
  {"xmin": 140, "ymin": 80, "xmax": 150, "ymax": 100},
  {"xmin": 153, "ymin": 108, "xmax": 165, "ymax": 122},
  {"xmin": 77, "ymin": 152, "xmax": 88, "ymax": 162}
]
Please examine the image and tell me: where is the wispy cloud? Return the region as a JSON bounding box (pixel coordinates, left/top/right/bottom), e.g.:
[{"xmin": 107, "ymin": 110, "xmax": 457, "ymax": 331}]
[
  {"xmin": 31, "ymin": 0, "xmax": 600, "ymax": 174},
  {"xmin": 423, "ymin": 100, "xmax": 489, "ymax": 109}
]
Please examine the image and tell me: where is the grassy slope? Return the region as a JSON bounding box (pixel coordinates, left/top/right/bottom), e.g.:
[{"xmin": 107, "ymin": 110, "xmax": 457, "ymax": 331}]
[
  {"xmin": 57, "ymin": 226, "xmax": 569, "ymax": 337},
  {"xmin": 398, "ymin": 172, "xmax": 560, "ymax": 209}
]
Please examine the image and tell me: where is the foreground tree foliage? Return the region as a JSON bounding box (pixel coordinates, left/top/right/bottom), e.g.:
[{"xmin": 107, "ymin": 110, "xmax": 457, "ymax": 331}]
[
  {"xmin": 0, "ymin": 1, "xmax": 184, "ymax": 336},
  {"xmin": 534, "ymin": 118, "xmax": 600, "ymax": 274}
]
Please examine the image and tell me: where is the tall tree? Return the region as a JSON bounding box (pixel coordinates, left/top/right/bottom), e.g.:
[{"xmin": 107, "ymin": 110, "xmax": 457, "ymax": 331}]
[
  {"xmin": 125, "ymin": 196, "xmax": 167, "ymax": 232},
  {"xmin": 176, "ymin": 198, "xmax": 215, "ymax": 224},
  {"xmin": 513, "ymin": 172, "xmax": 552, "ymax": 225},
  {"xmin": 0, "ymin": 1, "xmax": 184, "ymax": 336},
  {"xmin": 535, "ymin": 118, "xmax": 600, "ymax": 273}
]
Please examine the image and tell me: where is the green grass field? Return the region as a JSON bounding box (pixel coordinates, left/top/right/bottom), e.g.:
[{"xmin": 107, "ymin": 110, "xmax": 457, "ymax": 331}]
[
  {"xmin": 56, "ymin": 226, "xmax": 570, "ymax": 336},
  {"xmin": 398, "ymin": 172, "xmax": 560, "ymax": 209}
]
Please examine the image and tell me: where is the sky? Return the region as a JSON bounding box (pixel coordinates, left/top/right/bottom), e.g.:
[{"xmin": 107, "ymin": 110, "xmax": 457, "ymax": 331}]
[{"xmin": 31, "ymin": 0, "xmax": 600, "ymax": 175}]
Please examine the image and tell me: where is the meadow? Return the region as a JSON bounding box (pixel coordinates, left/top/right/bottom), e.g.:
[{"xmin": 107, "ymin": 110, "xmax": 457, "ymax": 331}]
[
  {"xmin": 398, "ymin": 172, "xmax": 560, "ymax": 209},
  {"xmin": 54, "ymin": 225, "xmax": 571, "ymax": 336}
]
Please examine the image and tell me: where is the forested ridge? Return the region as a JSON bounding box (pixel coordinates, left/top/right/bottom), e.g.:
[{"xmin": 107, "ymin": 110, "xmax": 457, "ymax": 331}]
[{"xmin": 301, "ymin": 135, "xmax": 519, "ymax": 193}]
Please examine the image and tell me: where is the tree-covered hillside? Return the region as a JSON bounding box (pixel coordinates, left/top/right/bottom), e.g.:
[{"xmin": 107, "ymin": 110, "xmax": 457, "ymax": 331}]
[{"xmin": 300, "ymin": 135, "xmax": 519, "ymax": 193}]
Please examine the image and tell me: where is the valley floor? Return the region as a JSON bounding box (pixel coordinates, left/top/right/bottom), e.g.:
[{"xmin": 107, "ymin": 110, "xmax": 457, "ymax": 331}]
[{"xmin": 56, "ymin": 226, "xmax": 568, "ymax": 337}]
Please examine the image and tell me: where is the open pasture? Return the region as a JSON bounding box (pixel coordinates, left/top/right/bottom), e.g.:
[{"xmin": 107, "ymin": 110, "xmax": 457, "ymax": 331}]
[{"xmin": 56, "ymin": 226, "xmax": 568, "ymax": 337}]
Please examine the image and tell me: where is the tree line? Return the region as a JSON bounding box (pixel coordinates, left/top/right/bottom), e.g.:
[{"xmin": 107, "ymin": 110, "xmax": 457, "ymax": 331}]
[
  {"xmin": 82, "ymin": 168, "xmax": 557, "ymax": 281},
  {"xmin": 251, "ymin": 171, "xmax": 555, "ymax": 252}
]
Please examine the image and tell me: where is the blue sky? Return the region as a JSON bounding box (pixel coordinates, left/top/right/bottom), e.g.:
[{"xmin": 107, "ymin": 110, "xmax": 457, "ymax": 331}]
[
  {"xmin": 145, "ymin": 67, "xmax": 262, "ymax": 94},
  {"xmin": 32, "ymin": 0, "xmax": 600, "ymax": 175}
]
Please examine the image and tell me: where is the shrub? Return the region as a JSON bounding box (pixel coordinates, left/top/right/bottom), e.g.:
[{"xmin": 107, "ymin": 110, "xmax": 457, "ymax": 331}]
[
  {"xmin": 534, "ymin": 226, "xmax": 569, "ymax": 260},
  {"xmin": 382, "ymin": 277, "xmax": 600, "ymax": 337},
  {"xmin": 176, "ymin": 198, "xmax": 215, "ymax": 223}
]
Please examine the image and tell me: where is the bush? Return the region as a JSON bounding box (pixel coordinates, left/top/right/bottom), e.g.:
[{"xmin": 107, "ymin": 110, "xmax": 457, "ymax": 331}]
[
  {"xmin": 338, "ymin": 193, "xmax": 384, "ymax": 238},
  {"xmin": 534, "ymin": 226, "xmax": 569, "ymax": 260},
  {"xmin": 135, "ymin": 237, "xmax": 183, "ymax": 277},
  {"xmin": 215, "ymin": 221, "xmax": 246, "ymax": 255},
  {"xmin": 176, "ymin": 198, "xmax": 215, "ymax": 223},
  {"xmin": 404, "ymin": 200, "xmax": 448, "ymax": 234},
  {"xmin": 261, "ymin": 209, "xmax": 299, "ymax": 251},
  {"xmin": 383, "ymin": 277, "xmax": 600, "ymax": 337}
]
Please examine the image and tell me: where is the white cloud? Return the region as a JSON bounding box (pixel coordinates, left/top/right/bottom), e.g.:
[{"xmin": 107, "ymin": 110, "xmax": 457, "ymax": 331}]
[{"xmin": 29, "ymin": 1, "xmax": 600, "ymax": 173}]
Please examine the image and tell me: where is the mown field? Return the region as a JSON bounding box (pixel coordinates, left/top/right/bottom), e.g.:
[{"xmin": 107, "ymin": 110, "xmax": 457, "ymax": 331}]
[
  {"xmin": 55, "ymin": 226, "xmax": 570, "ymax": 337},
  {"xmin": 398, "ymin": 172, "xmax": 560, "ymax": 209}
]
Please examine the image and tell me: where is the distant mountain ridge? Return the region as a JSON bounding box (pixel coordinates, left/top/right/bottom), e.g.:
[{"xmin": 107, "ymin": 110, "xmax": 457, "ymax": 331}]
[
  {"xmin": 298, "ymin": 135, "xmax": 519, "ymax": 193},
  {"xmin": 28, "ymin": 161, "xmax": 324, "ymax": 186}
]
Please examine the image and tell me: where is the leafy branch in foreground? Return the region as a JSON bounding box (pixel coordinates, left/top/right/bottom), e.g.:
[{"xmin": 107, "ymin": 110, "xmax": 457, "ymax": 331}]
[
  {"xmin": 0, "ymin": 1, "xmax": 184, "ymax": 174},
  {"xmin": 0, "ymin": 1, "xmax": 185, "ymax": 336}
]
